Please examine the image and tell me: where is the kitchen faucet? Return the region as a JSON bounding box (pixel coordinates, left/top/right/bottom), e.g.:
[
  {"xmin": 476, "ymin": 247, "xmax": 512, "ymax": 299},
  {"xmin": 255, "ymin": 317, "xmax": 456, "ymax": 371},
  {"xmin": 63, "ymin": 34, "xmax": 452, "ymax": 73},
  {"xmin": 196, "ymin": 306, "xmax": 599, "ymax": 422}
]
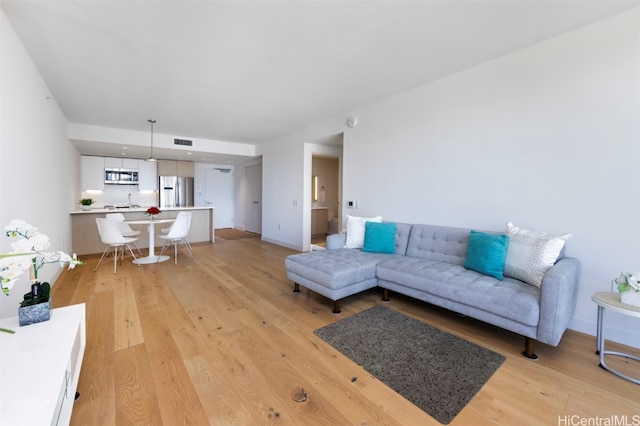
[{"xmin": 128, "ymin": 193, "xmax": 132, "ymax": 206}]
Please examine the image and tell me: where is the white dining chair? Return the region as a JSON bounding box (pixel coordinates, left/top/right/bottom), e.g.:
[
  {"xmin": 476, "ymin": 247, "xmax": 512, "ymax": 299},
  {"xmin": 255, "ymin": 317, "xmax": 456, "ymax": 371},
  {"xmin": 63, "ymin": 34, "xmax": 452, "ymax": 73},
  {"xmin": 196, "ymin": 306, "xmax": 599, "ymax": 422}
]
[
  {"xmin": 95, "ymin": 217, "xmax": 140, "ymax": 273},
  {"xmin": 160, "ymin": 211, "xmax": 190, "ymax": 234},
  {"xmin": 157, "ymin": 213, "xmax": 194, "ymax": 264},
  {"xmin": 106, "ymin": 212, "xmax": 142, "ymax": 254}
]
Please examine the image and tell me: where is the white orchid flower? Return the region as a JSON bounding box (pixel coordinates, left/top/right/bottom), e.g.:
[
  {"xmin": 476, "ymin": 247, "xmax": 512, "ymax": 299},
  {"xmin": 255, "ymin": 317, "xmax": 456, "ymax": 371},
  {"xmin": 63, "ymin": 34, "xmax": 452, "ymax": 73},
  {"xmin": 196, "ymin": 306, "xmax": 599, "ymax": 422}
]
[
  {"xmin": 1, "ymin": 220, "xmax": 83, "ymax": 295},
  {"xmin": 57, "ymin": 251, "xmax": 71, "ymax": 263},
  {"xmin": 6, "ymin": 254, "xmax": 33, "ymax": 271},
  {"xmin": 40, "ymin": 250, "xmax": 62, "ymax": 263},
  {"xmin": 55, "ymin": 252, "xmax": 82, "ymax": 269},
  {"xmin": 0, "ymin": 263, "xmax": 28, "ymax": 294},
  {"xmin": 11, "ymin": 233, "xmax": 50, "ymax": 253},
  {"xmin": 67, "ymin": 253, "xmax": 82, "ymax": 270},
  {"xmin": 627, "ymin": 273, "xmax": 640, "ymax": 291},
  {"xmin": 4, "ymin": 220, "xmax": 38, "ymax": 237}
]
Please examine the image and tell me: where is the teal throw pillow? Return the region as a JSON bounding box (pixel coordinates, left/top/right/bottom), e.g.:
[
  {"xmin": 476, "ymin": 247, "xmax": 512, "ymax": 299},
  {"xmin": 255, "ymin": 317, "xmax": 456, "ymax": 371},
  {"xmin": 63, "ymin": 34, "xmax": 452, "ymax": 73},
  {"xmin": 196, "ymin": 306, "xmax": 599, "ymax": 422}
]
[
  {"xmin": 463, "ymin": 230, "xmax": 509, "ymax": 280},
  {"xmin": 362, "ymin": 222, "xmax": 397, "ymax": 254}
]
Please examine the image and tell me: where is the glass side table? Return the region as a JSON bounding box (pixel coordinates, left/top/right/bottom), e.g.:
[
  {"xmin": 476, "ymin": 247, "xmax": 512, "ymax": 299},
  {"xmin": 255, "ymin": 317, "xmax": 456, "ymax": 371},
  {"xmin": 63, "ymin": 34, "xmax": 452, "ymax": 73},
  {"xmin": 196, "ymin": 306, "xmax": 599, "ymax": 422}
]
[{"xmin": 591, "ymin": 291, "xmax": 640, "ymax": 385}]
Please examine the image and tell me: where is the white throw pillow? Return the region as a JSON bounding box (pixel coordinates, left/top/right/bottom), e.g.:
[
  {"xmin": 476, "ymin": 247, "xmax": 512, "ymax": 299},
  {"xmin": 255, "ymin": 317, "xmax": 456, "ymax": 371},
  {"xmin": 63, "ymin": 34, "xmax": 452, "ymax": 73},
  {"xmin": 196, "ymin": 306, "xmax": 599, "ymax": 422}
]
[
  {"xmin": 344, "ymin": 215, "xmax": 383, "ymax": 249},
  {"xmin": 504, "ymin": 222, "xmax": 572, "ymax": 288}
]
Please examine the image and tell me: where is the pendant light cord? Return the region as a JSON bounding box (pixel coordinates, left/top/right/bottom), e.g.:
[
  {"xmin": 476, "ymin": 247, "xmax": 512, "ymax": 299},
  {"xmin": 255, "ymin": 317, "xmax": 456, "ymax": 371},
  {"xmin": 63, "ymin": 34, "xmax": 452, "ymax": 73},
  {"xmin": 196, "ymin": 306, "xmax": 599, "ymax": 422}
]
[{"xmin": 147, "ymin": 119, "xmax": 157, "ymax": 162}]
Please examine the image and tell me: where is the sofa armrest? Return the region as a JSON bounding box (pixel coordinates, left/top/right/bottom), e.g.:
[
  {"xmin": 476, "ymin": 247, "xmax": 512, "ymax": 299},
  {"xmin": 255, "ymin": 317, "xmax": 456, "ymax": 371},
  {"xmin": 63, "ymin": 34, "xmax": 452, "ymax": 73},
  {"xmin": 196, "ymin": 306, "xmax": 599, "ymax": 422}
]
[
  {"xmin": 536, "ymin": 257, "xmax": 581, "ymax": 346},
  {"xmin": 326, "ymin": 233, "xmax": 346, "ymax": 250}
]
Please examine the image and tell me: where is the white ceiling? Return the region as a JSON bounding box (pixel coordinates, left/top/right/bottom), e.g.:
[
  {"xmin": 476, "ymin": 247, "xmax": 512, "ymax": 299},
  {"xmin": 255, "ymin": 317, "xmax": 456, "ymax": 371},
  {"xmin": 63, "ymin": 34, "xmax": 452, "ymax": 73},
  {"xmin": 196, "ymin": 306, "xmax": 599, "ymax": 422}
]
[{"xmin": 3, "ymin": 0, "xmax": 638, "ymax": 163}]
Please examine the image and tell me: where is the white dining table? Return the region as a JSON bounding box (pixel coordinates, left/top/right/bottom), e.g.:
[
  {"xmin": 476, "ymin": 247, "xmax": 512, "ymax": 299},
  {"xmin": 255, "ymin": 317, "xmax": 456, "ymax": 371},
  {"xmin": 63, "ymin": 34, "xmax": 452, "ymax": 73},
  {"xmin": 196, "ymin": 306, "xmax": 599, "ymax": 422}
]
[{"xmin": 124, "ymin": 218, "xmax": 175, "ymax": 264}]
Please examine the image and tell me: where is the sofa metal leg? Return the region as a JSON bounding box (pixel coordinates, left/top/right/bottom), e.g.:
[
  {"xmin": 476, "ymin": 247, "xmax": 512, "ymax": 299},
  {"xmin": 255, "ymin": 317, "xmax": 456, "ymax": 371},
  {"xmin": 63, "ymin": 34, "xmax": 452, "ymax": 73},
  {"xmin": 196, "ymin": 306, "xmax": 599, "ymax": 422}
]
[
  {"xmin": 332, "ymin": 300, "xmax": 341, "ymax": 314},
  {"xmin": 293, "ymin": 283, "xmax": 300, "ymax": 293},
  {"xmin": 522, "ymin": 337, "xmax": 538, "ymax": 360},
  {"xmin": 382, "ymin": 288, "xmax": 389, "ymax": 302}
]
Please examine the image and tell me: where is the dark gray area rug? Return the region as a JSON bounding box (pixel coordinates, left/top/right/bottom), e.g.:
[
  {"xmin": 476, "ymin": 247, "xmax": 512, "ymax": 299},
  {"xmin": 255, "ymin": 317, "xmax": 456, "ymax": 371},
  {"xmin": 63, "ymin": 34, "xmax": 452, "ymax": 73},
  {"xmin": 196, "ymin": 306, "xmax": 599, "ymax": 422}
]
[{"xmin": 314, "ymin": 305, "xmax": 505, "ymax": 424}]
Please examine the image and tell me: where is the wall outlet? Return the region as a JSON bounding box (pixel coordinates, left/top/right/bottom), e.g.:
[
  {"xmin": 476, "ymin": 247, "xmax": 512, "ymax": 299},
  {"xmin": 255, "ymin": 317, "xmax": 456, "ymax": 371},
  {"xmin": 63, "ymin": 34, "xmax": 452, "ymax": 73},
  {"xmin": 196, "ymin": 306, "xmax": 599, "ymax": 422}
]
[
  {"xmin": 347, "ymin": 200, "xmax": 358, "ymax": 209},
  {"xmin": 293, "ymin": 199, "xmax": 298, "ymax": 206}
]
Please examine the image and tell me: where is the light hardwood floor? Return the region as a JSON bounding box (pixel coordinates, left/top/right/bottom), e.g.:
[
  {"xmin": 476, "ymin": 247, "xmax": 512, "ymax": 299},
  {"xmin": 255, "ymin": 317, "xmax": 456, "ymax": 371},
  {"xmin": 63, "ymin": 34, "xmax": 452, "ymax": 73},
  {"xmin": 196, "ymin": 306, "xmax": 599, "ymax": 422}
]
[{"xmin": 51, "ymin": 236, "xmax": 640, "ymax": 425}]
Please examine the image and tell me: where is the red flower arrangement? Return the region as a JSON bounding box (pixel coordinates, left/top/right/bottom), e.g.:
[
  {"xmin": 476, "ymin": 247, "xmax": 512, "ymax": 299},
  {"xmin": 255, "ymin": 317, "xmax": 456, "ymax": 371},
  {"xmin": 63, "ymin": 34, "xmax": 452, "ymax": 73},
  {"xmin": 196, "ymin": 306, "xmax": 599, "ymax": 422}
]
[{"xmin": 146, "ymin": 207, "xmax": 161, "ymax": 217}]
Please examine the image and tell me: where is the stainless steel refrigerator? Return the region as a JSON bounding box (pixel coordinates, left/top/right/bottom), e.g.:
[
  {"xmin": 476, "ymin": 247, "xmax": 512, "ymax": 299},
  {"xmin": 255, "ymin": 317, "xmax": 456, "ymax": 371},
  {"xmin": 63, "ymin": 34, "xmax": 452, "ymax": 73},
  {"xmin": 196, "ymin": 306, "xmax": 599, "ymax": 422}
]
[{"xmin": 159, "ymin": 176, "xmax": 194, "ymax": 208}]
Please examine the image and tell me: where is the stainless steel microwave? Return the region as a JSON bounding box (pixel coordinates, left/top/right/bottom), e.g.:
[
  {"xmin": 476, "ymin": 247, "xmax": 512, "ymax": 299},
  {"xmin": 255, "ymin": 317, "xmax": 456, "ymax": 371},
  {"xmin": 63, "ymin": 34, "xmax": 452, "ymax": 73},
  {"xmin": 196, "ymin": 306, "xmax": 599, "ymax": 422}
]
[{"xmin": 104, "ymin": 168, "xmax": 139, "ymax": 185}]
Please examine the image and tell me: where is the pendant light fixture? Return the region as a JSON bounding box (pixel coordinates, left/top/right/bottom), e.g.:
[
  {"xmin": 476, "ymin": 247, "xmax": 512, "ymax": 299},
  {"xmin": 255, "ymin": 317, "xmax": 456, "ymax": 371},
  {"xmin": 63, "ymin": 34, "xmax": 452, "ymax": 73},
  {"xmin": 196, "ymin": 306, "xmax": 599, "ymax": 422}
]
[{"xmin": 145, "ymin": 119, "xmax": 157, "ymax": 162}]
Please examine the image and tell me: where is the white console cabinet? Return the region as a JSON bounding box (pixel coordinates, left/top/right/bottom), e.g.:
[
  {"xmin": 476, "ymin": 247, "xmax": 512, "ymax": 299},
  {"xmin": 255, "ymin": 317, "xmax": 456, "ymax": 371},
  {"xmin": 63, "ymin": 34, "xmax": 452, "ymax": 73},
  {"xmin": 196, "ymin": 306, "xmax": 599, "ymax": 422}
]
[
  {"xmin": 138, "ymin": 159, "xmax": 158, "ymax": 191},
  {"xmin": 0, "ymin": 304, "xmax": 86, "ymax": 426}
]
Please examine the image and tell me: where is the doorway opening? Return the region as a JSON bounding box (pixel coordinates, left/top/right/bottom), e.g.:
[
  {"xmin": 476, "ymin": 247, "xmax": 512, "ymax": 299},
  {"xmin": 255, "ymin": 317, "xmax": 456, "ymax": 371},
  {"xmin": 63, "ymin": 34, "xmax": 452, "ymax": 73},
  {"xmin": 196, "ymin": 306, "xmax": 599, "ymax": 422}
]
[
  {"xmin": 311, "ymin": 155, "xmax": 340, "ymax": 247},
  {"xmin": 310, "ymin": 132, "xmax": 342, "ymax": 248},
  {"xmin": 205, "ymin": 167, "xmax": 234, "ymax": 228}
]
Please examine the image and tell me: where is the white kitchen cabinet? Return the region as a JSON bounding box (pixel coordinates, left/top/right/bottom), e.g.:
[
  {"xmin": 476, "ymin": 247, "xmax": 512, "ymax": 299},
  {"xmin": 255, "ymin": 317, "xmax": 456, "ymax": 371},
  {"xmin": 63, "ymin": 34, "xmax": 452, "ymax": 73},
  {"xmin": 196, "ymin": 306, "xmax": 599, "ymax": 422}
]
[
  {"xmin": 123, "ymin": 158, "xmax": 139, "ymax": 169},
  {"xmin": 81, "ymin": 155, "xmax": 104, "ymax": 190},
  {"xmin": 138, "ymin": 160, "xmax": 157, "ymax": 191},
  {"xmin": 104, "ymin": 156, "xmax": 122, "ymax": 168},
  {"xmin": 0, "ymin": 304, "xmax": 86, "ymax": 426},
  {"xmin": 105, "ymin": 157, "xmax": 138, "ymax": 169}
]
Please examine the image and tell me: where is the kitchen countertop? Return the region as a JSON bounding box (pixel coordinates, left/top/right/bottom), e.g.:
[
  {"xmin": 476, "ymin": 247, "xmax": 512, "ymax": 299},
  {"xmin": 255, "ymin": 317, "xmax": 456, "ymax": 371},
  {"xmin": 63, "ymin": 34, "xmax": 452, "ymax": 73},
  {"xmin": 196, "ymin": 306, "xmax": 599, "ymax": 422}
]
[{"xmin": 70, "ymin": 206, "xmax": 214, "ymax": 214}]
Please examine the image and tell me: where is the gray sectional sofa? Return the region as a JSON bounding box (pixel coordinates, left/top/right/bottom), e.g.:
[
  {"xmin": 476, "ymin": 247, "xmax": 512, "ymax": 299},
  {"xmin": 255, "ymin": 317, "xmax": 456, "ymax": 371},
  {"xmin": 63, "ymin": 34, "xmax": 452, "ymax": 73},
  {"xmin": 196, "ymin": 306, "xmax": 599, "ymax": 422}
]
[{"xmin": 285, "ymin": 223, "xmax": 581, "ymax": 359}]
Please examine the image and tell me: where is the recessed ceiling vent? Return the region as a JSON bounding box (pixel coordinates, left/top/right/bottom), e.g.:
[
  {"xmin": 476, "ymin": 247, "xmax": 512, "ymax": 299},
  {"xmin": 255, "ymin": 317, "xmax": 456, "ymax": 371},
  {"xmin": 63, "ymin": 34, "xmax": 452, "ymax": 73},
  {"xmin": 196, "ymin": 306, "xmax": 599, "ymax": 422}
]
[{"xmin": 174, "ymin": 138, "xmax": 193, "ymax": 146}]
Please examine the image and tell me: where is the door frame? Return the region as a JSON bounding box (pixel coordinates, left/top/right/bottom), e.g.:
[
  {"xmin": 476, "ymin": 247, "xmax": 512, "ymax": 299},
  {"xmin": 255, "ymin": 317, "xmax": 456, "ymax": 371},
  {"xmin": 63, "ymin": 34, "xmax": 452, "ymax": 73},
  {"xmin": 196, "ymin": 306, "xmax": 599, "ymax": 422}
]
[{"xmin": 304, "ymin": 135, "xmax": 343, "ymax": 251}]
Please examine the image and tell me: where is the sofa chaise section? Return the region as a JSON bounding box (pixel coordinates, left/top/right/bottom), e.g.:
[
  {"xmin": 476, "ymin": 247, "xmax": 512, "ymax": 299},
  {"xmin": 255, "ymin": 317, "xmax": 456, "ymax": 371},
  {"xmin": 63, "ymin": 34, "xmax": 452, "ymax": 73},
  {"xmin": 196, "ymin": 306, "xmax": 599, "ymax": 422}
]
[
  {"xmin": 285, "ymin": 249, "xmax": 394, "ymax": 313},
  {"xmin": 285, "ymin": 223, "xmax": 412, "ymax": 313}
]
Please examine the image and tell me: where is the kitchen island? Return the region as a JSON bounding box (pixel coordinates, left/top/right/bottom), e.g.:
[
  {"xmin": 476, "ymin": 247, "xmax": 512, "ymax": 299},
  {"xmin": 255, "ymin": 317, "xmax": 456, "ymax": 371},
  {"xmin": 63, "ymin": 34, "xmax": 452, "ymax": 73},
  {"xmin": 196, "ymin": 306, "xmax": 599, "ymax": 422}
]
[{"xmin": 70, "ymin": 206, "xmax": 214, "ymax": 255}]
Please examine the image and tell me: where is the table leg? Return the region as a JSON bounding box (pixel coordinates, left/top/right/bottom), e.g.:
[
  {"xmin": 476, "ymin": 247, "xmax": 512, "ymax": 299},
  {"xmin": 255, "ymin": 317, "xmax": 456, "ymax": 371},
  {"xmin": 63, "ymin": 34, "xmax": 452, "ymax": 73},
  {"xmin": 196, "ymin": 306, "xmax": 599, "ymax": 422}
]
[
  {"xmin": 148, "ymin": 223, "xmax": 155, "ymax": 256},
  {"xmin": 596, "ymin": 305, "xmax": 603, "ymax": 356},
  {"xmin": 596, "ymin": 304, "xmax": 640, "ymax": 385},
  {"xmin": 132, "ymin": 221, "xmax": 169, "ymax": 264}
]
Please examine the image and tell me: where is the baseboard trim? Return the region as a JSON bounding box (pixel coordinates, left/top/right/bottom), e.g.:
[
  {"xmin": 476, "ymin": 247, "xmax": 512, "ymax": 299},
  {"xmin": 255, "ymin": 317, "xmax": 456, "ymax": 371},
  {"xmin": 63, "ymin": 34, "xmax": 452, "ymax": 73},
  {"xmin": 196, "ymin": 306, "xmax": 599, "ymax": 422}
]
[
  {"xmin": 570, "ymin": 317, "xmax": 640, "ymax": 349},
  {"xmin": 261, "ymin": 236, "xmax": 301, "ymax": 252}
]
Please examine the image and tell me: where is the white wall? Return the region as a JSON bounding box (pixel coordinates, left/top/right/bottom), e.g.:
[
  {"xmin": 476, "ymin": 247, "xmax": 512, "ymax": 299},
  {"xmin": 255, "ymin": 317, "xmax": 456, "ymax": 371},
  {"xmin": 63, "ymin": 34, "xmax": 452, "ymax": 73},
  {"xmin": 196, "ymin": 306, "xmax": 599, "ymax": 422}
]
[
  {"xmin": 261, "ymin": 8, "xmax": 640, "ymax": 347},
  {"xmin": 261, "ymin": 136, "xmax": 307, "ymax": 249},
  {"xmin": 0, "ymin": 11, "xmax": 81, "ymax": 317}
]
